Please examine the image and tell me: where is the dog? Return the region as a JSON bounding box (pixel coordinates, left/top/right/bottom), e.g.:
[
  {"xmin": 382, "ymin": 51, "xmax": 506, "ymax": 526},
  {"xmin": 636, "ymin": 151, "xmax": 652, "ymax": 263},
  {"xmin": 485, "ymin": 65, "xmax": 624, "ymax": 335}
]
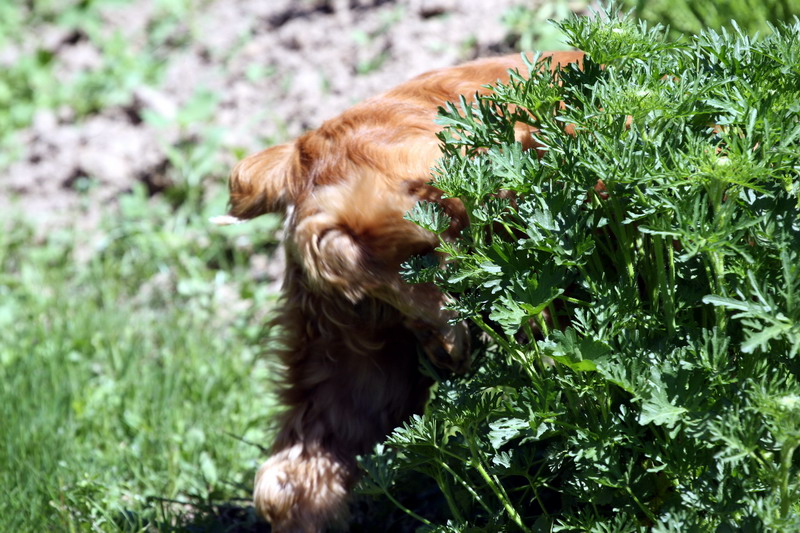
[{"xmin": 214, "ymin": 50, "xmax": 584, "ymax": 532}]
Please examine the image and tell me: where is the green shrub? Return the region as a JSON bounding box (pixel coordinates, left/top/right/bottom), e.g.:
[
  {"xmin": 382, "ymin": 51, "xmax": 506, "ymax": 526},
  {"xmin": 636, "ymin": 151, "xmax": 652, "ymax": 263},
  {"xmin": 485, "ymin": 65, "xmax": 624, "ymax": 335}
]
[{"xmin": 362, "ymin": 7, "xmax": 800, "ymax": 531}]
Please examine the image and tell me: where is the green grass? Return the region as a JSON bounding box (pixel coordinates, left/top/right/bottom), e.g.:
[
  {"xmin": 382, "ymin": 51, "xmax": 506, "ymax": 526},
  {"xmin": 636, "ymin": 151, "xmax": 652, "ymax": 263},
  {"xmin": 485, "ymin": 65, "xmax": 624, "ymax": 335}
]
[
  {"xmin": 0, "ymin": 189, "xmax": 283, "ymax": 532},
  {"xmin": 622, "ymin": 0, "xmax": 800, "ymax": 36},
  {"xmin": 0, "ymin": 1, "xmax": 291, "ymax": 529}
]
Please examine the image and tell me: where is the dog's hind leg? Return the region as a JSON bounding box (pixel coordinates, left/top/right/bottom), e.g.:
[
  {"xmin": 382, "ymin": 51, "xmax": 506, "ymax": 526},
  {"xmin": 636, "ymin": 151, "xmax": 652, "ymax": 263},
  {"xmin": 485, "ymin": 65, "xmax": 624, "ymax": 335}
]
[{"xmin": 254, "ymin": 294, "xmax": 431, "ymax": 532}]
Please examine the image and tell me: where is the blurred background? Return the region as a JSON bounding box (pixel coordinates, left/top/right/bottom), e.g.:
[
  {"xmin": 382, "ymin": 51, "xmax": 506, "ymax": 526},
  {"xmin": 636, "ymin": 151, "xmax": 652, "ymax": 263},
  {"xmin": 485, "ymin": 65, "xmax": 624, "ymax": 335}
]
[{"xmin": 1, "ymin": 0, "xmax": 798, "ymax": 531}]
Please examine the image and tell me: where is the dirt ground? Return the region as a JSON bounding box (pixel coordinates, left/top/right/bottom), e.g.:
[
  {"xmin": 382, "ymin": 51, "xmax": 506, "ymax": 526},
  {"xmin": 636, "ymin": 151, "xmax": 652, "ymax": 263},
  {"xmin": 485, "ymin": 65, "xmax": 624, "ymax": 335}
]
[{"xmin": 3, "ymin": 0, "xmax": 546, "ymax": 231}]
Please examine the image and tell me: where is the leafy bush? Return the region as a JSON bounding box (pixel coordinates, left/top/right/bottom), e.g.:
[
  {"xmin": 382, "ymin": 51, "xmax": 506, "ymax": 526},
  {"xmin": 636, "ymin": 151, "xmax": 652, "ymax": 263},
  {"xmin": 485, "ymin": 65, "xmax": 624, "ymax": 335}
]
[{"xmin": 362, "ymin": 7, "xmax": 800, "ymax": 531}]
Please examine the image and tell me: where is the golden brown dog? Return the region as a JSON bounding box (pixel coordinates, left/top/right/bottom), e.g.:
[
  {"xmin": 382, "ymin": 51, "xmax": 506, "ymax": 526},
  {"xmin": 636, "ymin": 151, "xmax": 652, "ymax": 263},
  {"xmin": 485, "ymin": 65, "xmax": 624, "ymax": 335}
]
[{"xmin": 216, "ymin": 50, "xmax": 583, "ymax": 532}]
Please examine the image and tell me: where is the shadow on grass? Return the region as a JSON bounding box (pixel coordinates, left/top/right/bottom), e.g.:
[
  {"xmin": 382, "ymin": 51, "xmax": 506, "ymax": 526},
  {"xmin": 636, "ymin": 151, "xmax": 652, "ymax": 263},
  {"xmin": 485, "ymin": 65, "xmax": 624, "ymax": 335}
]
[
  {"xmin": 116, "ymin": 496, "xmax": 270, "ymax": 533},
  {"xmin": 147, "ymin": 493, "xmax": 445, "ymax": 532},
  {"xmin": 115, "ymin": 468, "xmax": 449, "ymax": 532},
  {"xmin": 173, "ymin": 503, "xmax": 269, "ymax": 533}
]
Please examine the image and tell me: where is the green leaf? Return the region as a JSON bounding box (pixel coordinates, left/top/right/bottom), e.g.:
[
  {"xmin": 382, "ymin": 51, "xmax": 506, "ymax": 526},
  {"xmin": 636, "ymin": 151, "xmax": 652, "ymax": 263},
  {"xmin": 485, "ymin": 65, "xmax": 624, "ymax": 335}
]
[
  {"xmin": 199, "ymin": 451, "xmax": 218, "ymax": 485},
  {"xmin": 488, "ymin": 294, "xmax": 529, "ymax": 336},
  {"xmin": 540, "ymin": 329, "xmax": 611, "ymax": 373},
  {"xmin": 741, "ymin": 323, "xmax": 793, "ymax": 353},
  {"xmin": 701, "ymin": 295, "xmax": 752, "ymax": 311},
  {"xmin": 639, "ymin": 384, "xmax": 688, "ymax": 429},
  {"xmin": 488, "ymin": 418, "xmax": 530, "ymax": 449},
  {"xmin": 404, "ymin": 201, "xmax": 452, "ymax": 234}
]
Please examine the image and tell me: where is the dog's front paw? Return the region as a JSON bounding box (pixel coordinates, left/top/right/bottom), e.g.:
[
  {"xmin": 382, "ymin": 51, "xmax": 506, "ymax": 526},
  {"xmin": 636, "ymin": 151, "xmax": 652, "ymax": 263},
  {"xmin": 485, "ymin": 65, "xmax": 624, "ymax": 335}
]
[{"xmin": 254, "ymin": 444, "xmax": 350, "ymax": 533}]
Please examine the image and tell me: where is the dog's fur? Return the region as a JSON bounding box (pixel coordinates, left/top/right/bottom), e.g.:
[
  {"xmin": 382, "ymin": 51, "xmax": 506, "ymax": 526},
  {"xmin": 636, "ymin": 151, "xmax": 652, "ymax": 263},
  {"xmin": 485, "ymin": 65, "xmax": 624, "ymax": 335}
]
[{"xmin": 221, "ymin": 51, "xmax": 584, "ymax": 532}]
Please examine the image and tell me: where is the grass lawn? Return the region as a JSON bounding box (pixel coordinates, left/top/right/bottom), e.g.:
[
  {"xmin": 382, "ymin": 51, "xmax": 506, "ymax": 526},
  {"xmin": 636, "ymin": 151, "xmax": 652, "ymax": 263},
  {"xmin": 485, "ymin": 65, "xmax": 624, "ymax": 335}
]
[{"xmin": 0, "ymin": 188, "xmax": 283, "ymax": 532}]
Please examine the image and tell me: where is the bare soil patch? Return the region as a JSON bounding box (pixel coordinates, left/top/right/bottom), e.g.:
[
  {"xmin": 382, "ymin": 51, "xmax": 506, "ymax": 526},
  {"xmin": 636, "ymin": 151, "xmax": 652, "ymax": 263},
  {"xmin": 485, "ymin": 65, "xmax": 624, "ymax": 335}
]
[{"xmin": 2, "ymin": 0, "xmax": 532, "ymax": 230}]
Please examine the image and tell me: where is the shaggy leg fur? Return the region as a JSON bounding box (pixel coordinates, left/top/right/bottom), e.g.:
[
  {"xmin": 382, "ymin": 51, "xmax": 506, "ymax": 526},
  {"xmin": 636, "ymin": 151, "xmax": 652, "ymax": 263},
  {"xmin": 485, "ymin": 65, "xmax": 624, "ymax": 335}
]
[
  {"xmin": 257, "ymin": 269, "xmax": 432, "ymax": 532},
  {"xmin": 254, "ymin": 444, "xmax": 349, "ymax": 532}
]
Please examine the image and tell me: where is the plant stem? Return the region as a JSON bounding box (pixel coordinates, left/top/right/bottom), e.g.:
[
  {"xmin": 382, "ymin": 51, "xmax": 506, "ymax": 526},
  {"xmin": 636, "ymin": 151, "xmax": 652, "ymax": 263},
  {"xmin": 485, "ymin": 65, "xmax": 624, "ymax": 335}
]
[
  {"xmin": 434, "ymin": 467, "xmax": 466, "ymax": 523},
  {"xmin": 467, "ymin": 438, "xmax": 531, "ymax": 532},
  {"xmin": 436, "ymin": 458, "xmax": 494, "ymax": 516},
  {"xmin": 609, "ymin": 199, "xmax": 637, "ymax": 288},
  {"xmin": 708, "ymin": 250, "xmax": 729, "ymax": 332},
  {"xmin": 654, "ymin": 235, "xmax": 676, "ymax": 335},
  {"xmin": 780, "ymin": 443, "xmax": 797, "ymax": 519},
  {"xmin": 626, "ymin": 485, "xmax": 657, "ymax": 524},
  {"xmin": 473, "ymin": 315, "xmax": 537, "ymax": 380},
  {"xmin": 384, "ymin": 492, "xmax": 434, "ymax": 526}
]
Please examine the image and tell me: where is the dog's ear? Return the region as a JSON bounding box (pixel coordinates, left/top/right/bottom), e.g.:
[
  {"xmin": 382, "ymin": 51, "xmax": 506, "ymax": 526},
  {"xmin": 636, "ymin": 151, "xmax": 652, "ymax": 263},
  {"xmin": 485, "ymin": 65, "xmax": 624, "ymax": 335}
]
[{"xmin": 227, "ymin": 143, "xmax": 299, "ymax": 219}]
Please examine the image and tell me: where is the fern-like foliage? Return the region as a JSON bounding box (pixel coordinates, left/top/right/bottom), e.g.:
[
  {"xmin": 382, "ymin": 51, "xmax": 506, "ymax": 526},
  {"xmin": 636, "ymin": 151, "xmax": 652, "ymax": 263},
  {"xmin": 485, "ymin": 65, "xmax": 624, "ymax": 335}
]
[{"xmin": 361, "ymin": 5, "xmax": 800, "ymax": 531}]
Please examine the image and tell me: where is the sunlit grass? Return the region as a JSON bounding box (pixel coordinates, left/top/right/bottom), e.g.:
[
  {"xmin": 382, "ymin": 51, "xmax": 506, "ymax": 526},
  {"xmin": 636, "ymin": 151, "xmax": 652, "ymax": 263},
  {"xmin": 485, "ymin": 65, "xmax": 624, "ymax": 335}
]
[{"xmin": 0, "ymin": 190, "xmax": 282, "ymax": 532}]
